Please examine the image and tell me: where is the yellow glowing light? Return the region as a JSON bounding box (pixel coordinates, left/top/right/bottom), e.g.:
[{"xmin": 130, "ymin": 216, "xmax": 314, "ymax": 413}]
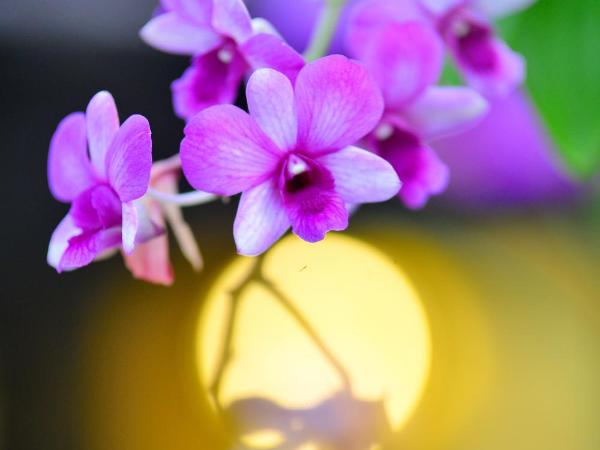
[{"xmin": 196, "ymin": 234, "xmax": 431, "ymax": 441}]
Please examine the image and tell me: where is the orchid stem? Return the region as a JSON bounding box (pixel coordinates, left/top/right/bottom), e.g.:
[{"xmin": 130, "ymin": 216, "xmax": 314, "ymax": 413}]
[
  {"xmin": 209, "ymin": 253, "xmax": 353, "ymax": 418},
  {"xmin": 147, "ymin": 189, "xmax": 219, "ymax": 207},
  {"xmin": 303, "ymin": 0, "xmax": 348, "ymax": 61}
]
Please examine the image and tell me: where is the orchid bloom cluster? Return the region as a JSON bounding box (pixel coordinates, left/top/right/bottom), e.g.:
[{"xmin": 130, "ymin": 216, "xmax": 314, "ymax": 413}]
[{"xmin": 47, "ymin": 0, "xmax": 533, "ymax": 285}]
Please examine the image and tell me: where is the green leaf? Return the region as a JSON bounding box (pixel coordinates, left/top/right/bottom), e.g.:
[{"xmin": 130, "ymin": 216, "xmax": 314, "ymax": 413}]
[{"xmin": 499, "ymin": 0, "xmax": 600, "ymax": 178}]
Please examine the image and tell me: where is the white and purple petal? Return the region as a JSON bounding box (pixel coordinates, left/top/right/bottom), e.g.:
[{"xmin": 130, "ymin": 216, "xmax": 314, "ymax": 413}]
[
  {"xmin": 212, "ymin": 0, "xmax": 253, "ymax": 43},
  {"xmin": 86, "ymin": 91, "xmax": 120, "ymax": 179},
  {"xmin": 403, "ymin": 86, "xmax": 489, "ymax": 139},
  {"xmin": 140, "ymin": 12, "xmax": 223, "ymax": 55},
  {"xmin": 295, "ymin": 55, "xmax": 384, "ymax": 154},
  {"xmin": 240, "ymin": 33, "xmax": 305, "ymax": 82},
  {"xmin": 161, "ymin": 0, "xmax": 212, "ymax": 24},
  {"xmin": 234, "ymin": 179, "xmax": 290, "ymax": 256},
  {"xmin": 318, "ymin": 145, "xmax": 401, "ymax": 204},
  {"xmin": 47, "ymin": 214, "xmax": 82, "ymax": 269},
  {"xmin": 58, "ymin": 227, "xmax": 122, "ymax": 272},
  {"xmin": 181, "ymin": 104, "xmax": 283, "ymax": 196},
  {"xmin": 48, "ymin": 112, "xmax": 96, "ymax": 202},
  {"xmin": 246, "ymin": 69, "xmax": 298, "ymax": 151}
]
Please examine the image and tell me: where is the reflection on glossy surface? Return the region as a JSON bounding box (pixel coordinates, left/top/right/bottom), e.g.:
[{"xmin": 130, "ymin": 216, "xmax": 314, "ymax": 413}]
[{"xmin": 198, "ymin": 235, "xmax": 432, "ymax": 449}]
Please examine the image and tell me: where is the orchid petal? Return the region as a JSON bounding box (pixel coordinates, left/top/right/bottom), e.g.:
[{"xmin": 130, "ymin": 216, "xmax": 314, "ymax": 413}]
[
  {"xmin": 86, "ymin": 91, "xmax": 119, "ymax": 179},
  {"xmin": 123, "ymin": 232, "xmax": 174, "ymax": 286},
  {"xmin": 419, "ymin": 0, "xmax": 468, "ymax": 16},
  {"xmin": 121, "ymin": 201, "xmax": 138, "ymax": 254},
  {"xmin": 250, "ymin": 17, "xmax": 280, "ymax": 37},
  {"xmin": 373, "ymin": 127, "xmax": 449, "ymax": 209},
  {"xmin": 358, "ymin": 22, "xmax": 444, "ymax": 109},
  {"xmin": 161, "ymin": 0, "xmax": 212, "ymax": 24},
  {"xmin": 70, "ymin": 184, "xmax": 121, "ymax": 231},
  {"xmin": 47, "ymin": 214, "xmax": 82, "ymax": 269},
  {"xmin": 403, "ymin": 86, "xmax": 489, "ymax": 139},
  {"xmin": 105, "ymin": 115, "xmax": 152, "ymax": 202},
  {"xmin": 122, "ymin": 201, "xmax": 162, "ymax": 255},
  {"xmin": 476, "ymin": 0, "xmax": 536, "ymax": 18},
  {"xmin": 347, "ymin": 0, "xmax": 425, "ymax": 57},
  {"xmin": 319, "ymin": 145, "xmax": 401, "ymax": 203},
  {"xmin": 172, "ymin": 50, "xmax": 247, "ymax": 121},
  {"xmin": 212, "ymin": 0, "xmax": 253, "ymax": 43},
  {"xmin": 140, "ymin": 12, "xmax": 223, "ymax": 55},
  {"xmin": 234, "ymin": 179, "xmax": 290, "ymax": 256},
  {"xmin": 295, "ymin": 55, "xmax": 384, "ymax": 154},
  {"xmin": 240, "ymin": 33, "xmax": 305, "ymax": 82},
  {"xmin": 246, "ymin": 69, "xmax": 298, "ymax": 151},
  {"xmin": 181, "ymin": 104, "xmax": 282, "ymax": 196},
  {"xmin": 58, "ymin": 227, "xmax": 122, "ymax": 272},
  {"xmin": 48, "ymin": 112, "xmax": 96, "ymax": 202}
]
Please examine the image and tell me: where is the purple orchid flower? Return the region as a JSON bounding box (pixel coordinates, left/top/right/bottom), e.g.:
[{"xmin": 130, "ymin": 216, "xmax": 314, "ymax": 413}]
[
  {"xmin": 140, "ymin": 0, "xmax": 305, "ymax": 120},
  {"xmin": 180, "ymin": 55, "xmax": 401, "ymax": 256},
  {"xmin": 47, "ymin": 91, "xmax": 159, "ymax": 273},
  {"xmin": 349, "ymin": 0, "xmax": 534, "ymax": 97},
  {"xmin": 347, "ymin": 19, "xmax": 488, "ymax": 208}
]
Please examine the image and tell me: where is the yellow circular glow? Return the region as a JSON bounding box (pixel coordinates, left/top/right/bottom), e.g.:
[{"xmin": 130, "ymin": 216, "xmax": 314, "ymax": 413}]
[{"xmin": 196, "ymin": 234, "xmax": 431, "ymax": 443}]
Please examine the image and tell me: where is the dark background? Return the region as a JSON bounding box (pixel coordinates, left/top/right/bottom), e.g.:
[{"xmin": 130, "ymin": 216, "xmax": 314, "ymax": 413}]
[{"xmin": 0, "ymin": 1, "xmax": 228, "ymax": 448}]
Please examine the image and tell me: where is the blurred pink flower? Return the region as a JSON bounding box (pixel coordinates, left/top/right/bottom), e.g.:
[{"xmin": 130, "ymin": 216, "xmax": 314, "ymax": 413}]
[
  {"xmin": 348, "ymin": 18, "xmax": 488, "ymax": 208},
  {"xmin": 349, "ymin": 0, "xmax": 533, "ymax": 97}
]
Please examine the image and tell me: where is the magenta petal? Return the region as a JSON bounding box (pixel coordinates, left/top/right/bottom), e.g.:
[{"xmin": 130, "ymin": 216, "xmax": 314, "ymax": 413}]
[
  {"xmin": 58, "ymin": 227, "xmax": 122, "ymax": 272},
  {"xmin": 140, "ymin": 12, "xmax": 223, "ymax": 55},
  {"xmin": 105, "ymin": 115, "xmax": 152, "ymax": 202},
  {"xmin": 47, "ymin": 214, "xmax": 82, "ymax": 269},
  {"xmin": 181, "ymin": 104, "xmax": 282, "ymax": 196},
  {"xmin": 48, "ymin": 112, "xmax": 96, "ymax": 202},
  {"xmin": 295, "ymin": 55, "xmax": 384, "ymax": 154},
  {"xmin": 461, "ymin": 38, "xmax": 525, "ymax": 97},
  {"xmin": 70, "ymin": 184, "xmax": 122, "ymax": 230},
  {"xmin": 403, "ymin": 86, "xmax": 489, "ymax": 139},
  {"xmin": 172, "ymin": 49, "xmax": 247, "ymax": 120},
  {"xmin": 319, "ymin": 145, "xmax": 401, "ymax": 203},
  {"xmin": 212, "ymin": 0, "xmax": 253, "ymax": 43},
  {"xmin": 86, "ymin": 91, "xmax": 119, "ymax": 179},
  {"xmin": 234, "ymin": 179, "xmax": 290, "ymax": 256},
  {"xmin": 240, "ymin": 33, "xmax": 305, "ymax": 82},
  {"xmin": 246, "ymin": 69, "xmax": 298, "ymax": 150},
  {"xmin": 281, "ymin": 160, "xmax": 349, "ymax": 243},
  {"xmin": 356, "ymin": 21, "xmax": 444, "ymax": 109},
  {"xmin": 161, "ymin": 0, "xmax": 212, "ymax": 24},
  {"xmin": 375, "ymin": 128, "xmax": 449, "ymax": 209}
]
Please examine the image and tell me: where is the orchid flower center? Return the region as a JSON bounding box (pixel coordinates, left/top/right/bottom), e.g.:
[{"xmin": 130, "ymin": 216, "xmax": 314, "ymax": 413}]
[
  {"xmin": 453, "ymin": 19, "xmax": 497, "ymax": 72},
  {"xmin": 283, "ymin": 154, "xmax": 313, "ymax": 193}
]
